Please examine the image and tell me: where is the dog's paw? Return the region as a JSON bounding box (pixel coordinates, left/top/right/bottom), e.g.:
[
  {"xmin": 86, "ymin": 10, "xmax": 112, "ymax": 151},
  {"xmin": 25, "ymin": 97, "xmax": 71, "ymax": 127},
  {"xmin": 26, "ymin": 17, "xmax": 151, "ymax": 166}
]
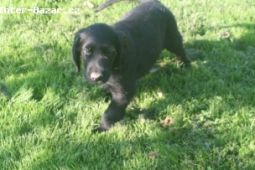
[{"xmin": 92, "ymin": 125, "xmax": 109, "ymax": 133}]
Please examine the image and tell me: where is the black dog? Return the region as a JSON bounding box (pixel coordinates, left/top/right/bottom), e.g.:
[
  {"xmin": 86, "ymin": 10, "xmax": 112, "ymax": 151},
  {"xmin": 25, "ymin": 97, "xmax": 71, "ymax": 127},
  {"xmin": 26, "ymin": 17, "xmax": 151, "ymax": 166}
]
[{"xmin": 72, "ymin": 0, "xmax": 190, "ymax": 132}]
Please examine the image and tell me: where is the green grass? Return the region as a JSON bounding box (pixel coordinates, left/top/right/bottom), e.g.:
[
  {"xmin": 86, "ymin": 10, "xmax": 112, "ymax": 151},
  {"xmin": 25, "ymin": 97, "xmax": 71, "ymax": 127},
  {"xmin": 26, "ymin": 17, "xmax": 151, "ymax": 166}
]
[{"xmin": 0, "ymin": 0, "xmax": 255, "ymax": 169}]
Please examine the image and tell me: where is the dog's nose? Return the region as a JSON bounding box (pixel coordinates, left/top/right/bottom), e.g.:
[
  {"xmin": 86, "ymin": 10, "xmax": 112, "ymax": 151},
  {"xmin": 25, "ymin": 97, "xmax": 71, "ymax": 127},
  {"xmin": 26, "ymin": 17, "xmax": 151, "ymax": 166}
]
[{"xmin": 90, "ymin": 72, "xmax": 102, "ymax": 81}]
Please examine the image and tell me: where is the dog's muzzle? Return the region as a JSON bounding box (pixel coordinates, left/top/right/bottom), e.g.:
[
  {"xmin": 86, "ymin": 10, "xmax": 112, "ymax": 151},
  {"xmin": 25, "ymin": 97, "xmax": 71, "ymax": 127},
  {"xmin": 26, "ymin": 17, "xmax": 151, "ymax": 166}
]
[
  {"xmin": 87, "ymin": 70, "xmax": 110, "ymax": 83},
  {"xmin": 90, "ymin": 72, "xmax": 103, "ymax": 81}
]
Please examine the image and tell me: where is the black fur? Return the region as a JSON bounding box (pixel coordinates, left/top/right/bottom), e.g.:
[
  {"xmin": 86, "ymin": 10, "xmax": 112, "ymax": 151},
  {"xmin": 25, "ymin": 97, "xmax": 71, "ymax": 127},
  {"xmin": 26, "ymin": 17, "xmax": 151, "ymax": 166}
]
[{"xmin": 72, "ymin": 0, "xmax": 190, "ymax": 132}]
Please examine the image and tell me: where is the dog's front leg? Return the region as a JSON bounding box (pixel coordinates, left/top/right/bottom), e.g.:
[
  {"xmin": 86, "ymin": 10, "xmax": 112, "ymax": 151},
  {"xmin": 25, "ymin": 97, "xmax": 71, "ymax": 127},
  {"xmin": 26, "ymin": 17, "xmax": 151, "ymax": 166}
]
[
  {"xmin": 100, "ymin": 99, "xmax": 127, "ymax": 131},
  {"xmin": 95, "ymin": 84, "xmax": 135, "ymax": 132}
]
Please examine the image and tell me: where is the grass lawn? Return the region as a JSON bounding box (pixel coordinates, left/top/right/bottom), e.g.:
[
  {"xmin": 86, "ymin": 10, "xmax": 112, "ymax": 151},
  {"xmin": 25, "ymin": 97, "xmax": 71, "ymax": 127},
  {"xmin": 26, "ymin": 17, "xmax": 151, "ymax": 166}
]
[{"xmin": 0, "ymin": 0, "xmax": 255, "ymax": 169}]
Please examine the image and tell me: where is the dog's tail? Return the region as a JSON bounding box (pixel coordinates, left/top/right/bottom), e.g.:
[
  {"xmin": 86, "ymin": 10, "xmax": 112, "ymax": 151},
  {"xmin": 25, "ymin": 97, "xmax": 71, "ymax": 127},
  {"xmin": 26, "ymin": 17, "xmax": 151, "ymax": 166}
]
[
  {"xmin": 96, "ymin": 0, "xmax": 151, "ymax": 12},
  {"xmin": 96, "ymin": 0, "xmax": 122, "ymax": 12}
]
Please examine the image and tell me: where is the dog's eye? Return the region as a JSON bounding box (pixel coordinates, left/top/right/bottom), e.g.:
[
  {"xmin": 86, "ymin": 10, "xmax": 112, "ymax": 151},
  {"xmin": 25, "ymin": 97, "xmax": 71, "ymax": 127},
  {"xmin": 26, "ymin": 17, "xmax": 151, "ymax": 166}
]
[{"xmin": 84, "ymin": 46, "xmax": 93, "ymax": 55}]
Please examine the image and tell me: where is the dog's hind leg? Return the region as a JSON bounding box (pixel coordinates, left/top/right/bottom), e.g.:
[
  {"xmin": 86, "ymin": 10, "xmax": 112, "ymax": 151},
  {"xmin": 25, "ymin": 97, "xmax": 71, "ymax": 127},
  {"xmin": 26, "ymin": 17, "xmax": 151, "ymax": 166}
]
[{"xmin": 166, "ymin": 31, "xmax": 191, "ymax": 67}]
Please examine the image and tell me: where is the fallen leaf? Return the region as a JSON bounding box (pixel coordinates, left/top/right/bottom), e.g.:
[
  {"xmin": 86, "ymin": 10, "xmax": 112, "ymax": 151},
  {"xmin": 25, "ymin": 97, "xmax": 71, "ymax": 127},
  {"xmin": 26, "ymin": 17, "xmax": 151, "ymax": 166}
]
[
  {"xmin": 161, "ymin": 116, "xmax": 174, "ymax": 127},
  {"xmin": 220, "ymin": 30, "xmax": 231, "ymax": 39},
  {"xmin": 148, "ymin": 151, "xmax": 159, "ymax": 160}
]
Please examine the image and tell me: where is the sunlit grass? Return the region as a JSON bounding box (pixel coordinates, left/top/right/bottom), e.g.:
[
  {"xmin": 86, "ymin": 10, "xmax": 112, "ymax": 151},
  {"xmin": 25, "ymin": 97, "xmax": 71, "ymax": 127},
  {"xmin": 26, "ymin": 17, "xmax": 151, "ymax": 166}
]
[{"xmin": 0, "ymin": 0, "xmax": 255, "ymax": 169}]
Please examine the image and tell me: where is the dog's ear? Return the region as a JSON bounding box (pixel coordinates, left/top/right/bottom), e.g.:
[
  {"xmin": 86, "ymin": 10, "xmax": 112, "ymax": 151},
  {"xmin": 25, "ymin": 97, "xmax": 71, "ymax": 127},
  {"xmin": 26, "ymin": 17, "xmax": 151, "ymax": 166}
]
[
  {"xmin": 112, "ymin": 38, "xmax": 121, "ymax": 70},
  {"xmin": 72, "ymin": 32, "xmax": 82, "ymax": 73},
  {"xmin": 113, "ymin": 31, "xmax": 128, "ymax": 70}
]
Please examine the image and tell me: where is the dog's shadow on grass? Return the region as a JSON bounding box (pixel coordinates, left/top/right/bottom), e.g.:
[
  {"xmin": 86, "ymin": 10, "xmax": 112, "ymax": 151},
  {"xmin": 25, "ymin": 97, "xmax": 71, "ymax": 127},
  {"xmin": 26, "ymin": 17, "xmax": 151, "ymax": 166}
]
[
  {"xmin": 127, "ymin": 22, "xmax": 255, "ymax": 121},
  {"xmin": 112, "ymin": 23, "xmax": 254, "ymax": 168}
]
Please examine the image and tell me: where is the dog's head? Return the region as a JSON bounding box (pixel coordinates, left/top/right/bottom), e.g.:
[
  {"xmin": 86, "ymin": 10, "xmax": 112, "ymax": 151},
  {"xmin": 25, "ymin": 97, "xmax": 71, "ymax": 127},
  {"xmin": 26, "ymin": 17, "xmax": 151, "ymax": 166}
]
[{"xmin": 72, "ymin": 23, "xmax": 120, "ymax": 84}]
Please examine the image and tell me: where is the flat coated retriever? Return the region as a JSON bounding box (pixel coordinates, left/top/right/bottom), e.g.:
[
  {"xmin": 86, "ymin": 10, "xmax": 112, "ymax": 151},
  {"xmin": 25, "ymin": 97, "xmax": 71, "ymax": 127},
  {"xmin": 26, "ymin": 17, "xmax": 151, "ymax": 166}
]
[{"xmin": 72, "ymin": 0, "xmax": 190, "ymax": 132}]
